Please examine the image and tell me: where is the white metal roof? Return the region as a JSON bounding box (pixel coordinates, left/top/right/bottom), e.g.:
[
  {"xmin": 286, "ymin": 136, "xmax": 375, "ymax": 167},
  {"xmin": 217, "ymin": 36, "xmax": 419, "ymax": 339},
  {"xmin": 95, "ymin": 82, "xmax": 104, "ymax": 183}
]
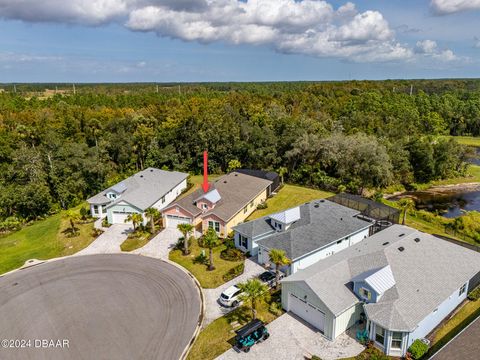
[
  {"xmin": 201, "ymin": 189, "xmax": 222, "ymax": 204},
  {"xmin": 359, "ymin": 265, "xmax": 396, "ymax": 295},
  {"xmin": 269, "ymin": 206, "xmax": 301, "ymax": 224}
]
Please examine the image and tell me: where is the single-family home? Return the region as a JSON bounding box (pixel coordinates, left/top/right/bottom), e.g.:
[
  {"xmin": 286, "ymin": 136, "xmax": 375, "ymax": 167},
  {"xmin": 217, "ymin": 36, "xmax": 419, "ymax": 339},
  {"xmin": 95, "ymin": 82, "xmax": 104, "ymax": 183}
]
[
  {"xmin": 233, "ymin": 199, "xmax": 373, "ymax": 274},
  {"xmin": 87, "ymin": 168, "xmax": 188, "ymax": 225},
  {"xmin": 162, "ymin": 172, "xmax": 272, "ymax": 237},
  {"xmin": 281, "ymin": 225, "xmax": 480, "ymax": 357}
]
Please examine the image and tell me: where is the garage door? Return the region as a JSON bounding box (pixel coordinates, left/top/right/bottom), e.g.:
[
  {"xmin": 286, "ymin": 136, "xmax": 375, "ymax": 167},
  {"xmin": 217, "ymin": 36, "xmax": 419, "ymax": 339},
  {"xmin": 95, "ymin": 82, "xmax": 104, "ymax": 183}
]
[
  {"xmin": 166, "ymin": 215, "xmax": 191, "ymax": 228},
  {"xmin": 289, "ymin": 293, "xmax": 325, "ymax": 333},
  {"xmin": 112, "ymin": 211, "xmax": 135, "ymax": 224}
]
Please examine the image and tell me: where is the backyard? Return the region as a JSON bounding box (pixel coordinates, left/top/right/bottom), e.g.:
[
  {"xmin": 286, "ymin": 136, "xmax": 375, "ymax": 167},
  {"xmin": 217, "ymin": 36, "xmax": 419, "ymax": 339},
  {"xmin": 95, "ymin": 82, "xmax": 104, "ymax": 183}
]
[
  {"xmin": 248, "ymin": 184, "xmax": 333, "ymax": 220},
  {"xmin": 0, "ymin": 204, "xmax": 96, "ymax": 275}
]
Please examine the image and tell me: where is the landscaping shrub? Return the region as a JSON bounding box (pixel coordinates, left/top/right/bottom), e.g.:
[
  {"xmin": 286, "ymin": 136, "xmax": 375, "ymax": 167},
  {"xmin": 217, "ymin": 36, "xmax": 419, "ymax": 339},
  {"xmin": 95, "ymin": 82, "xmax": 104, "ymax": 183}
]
[
  {"xmin": 311, "ymin": 356, "xmax": 322, "ymax": 360},
  {"xmin": 193, "ymin": 253, "xmax": 208, "ymax": 265},
  {"xmin": 174, "ymin": 237, "xmax": 192, "ymax": 251},
  {"xmin": 354, "ymin": 345, "xmax": 389, "ymax": 360},
  {"xmin": 408, "ymin": 339, "xmax": 429, "ymax": 359},
  {"xmin": 222, "ymin": 263, "xmax": 245, "ymax": 282},
  {"xmin": 257, "ymin": 202, "xmax": 268, "ymax": 210},
  {"xmin": 468, "ymin": 286, "xmax": 480, "ymax": 301},
  {"xmin": 268, "ymin": 301, "xmax": 283, "ymax": 316},
  {"xmin": 220, "ymin": 248, "xmax": 245, "ymax": 261},
  {"xmin": 224, "ymin": 237, "xmax": 235, "ymax": 249}
]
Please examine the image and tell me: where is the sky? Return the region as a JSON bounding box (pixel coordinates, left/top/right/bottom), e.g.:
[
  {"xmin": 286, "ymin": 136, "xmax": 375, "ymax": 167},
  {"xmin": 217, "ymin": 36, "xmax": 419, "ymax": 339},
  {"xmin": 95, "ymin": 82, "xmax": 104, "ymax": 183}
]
[{"xmin": 0, "ymin": 0, "xmax": 479, "ymax": 82}]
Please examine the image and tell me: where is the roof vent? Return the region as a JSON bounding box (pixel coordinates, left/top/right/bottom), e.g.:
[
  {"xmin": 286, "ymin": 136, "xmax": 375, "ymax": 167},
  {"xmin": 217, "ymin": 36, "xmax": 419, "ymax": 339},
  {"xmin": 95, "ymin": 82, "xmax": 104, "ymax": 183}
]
[
  {"xmin": 140, "ymin": 175, "xmax": 144, "ymax": 178},
  {"xmin": 314, "ymin": 204, "xmax": 320, "ymax": 208},
  {"xmin": 382, "ymin": 242, "xmax": 389, "ymax": 246},
  {"xmin": 224, "ymin": 180, "xmax": 227, "ymax": 183},
  {"xmin": 414, "ymin": 238, "xmax": 420, "ymax": 243},
  {"xmin": 235, "ymin": 174, "xmax": 238, "ymax": 176},
  {"xmin": 398, "ymin": 233, "xmax": 405, "ymax": 237},
  {"xmin": 398, "ymin": 246, "xmax": 405, "ymax": 252},
  {"xmin": 320, "ymin": 199, "xmax": 325, "ymax": 203},
  {"xmin": 150, "ymin": 169, "xmax": 154, "ymax": 172},
  {"xmin": 340, "ymin": 217, "xmax": 343, "ymax": 221}
]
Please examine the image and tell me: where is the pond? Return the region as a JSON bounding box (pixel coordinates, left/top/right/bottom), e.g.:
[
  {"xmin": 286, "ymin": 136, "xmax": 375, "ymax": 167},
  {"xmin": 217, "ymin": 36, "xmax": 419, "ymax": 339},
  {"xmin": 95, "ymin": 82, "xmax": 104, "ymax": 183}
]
[{"xmin": 397, "ymin": 189, "xmax": 480, "ymax": 218}]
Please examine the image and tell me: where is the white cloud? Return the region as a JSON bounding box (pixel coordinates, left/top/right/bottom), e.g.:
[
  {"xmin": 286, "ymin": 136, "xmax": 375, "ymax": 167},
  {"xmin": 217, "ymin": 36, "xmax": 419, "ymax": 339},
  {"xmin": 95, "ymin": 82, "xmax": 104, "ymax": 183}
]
[
  {"xmin": 0, "ymin": 0, "xmax": 466, "ymax": 65},
  {"xmin": 430, "ymin": 0, "xmax": 480, "ymax": 15},
  {"xmin": 415, "ymin": 39, "xmax": 459, "ymax": 62}
]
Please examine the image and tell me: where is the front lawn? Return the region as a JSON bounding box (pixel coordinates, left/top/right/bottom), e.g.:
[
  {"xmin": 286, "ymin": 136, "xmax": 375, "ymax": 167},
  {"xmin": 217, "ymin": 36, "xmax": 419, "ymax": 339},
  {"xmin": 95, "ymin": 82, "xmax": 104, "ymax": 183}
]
[
  {"xmin": 0, "ymin": 204, "xmax": 96, "ymax": 275},
  {"xmin": 187, "ymin": 290, "xmax": 284, "ymax": 360},
  {"xmin": 426, "ymin": 299, "xmax": 480, "ymax": 358},
  {"xmin": 169, "ymin": 239, "xmax": 243, "ymax": 288},
  {"xmin": 248, "ymin": 184, "xmax": 333, "ymax": 220},
  {"xmin": 120, "ymin": 229, "xmax": 154, "ymax": 252}
]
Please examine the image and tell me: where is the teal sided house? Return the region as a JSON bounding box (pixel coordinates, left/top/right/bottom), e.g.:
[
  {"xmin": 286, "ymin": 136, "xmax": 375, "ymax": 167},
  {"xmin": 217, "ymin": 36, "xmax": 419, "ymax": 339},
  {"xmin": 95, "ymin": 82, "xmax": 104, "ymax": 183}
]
[
  {"xmin": 281, "ymin": 225, "xmax": 480, "ymax": 357},
  {"xmin": 87, "ymin": 168, "xmax": 188, "ymax": 225}
]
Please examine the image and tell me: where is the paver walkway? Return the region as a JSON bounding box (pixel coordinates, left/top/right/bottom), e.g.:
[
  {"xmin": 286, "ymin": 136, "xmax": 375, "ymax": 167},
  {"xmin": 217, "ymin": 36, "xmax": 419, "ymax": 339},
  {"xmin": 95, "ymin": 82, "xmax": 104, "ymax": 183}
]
[
  {"xmin": 203, "ymin": 257, "xmax": 265, "ymax": 326},
  {"xmin": 76, "ymin": 224, "xmax": 132, "ymax": 255},
  {"xmin": 216, "ymin": 312, "xmax": 364, "ymax": 360}
]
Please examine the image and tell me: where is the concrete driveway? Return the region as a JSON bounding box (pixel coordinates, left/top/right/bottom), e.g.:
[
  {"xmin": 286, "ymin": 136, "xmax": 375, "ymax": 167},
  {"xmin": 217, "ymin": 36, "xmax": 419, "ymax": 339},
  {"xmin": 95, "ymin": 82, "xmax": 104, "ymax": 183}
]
[
  {"xmin": 76, "ymin": 224, "xmax": 132, "ymax": 255},
  {"xmin": 216, "ymin": 313, "xmax": 364, "ymax": 360},
  {"xmin": 0, "ymin": 254, "xmax": 201, "ymax": 360},
  {"xmin": 133, "ymin": 227, "xmax": 183, "ymax": 259},
  {"xmin": 203, "ymin": 258, "xmax": 265, "ymax": 326}
]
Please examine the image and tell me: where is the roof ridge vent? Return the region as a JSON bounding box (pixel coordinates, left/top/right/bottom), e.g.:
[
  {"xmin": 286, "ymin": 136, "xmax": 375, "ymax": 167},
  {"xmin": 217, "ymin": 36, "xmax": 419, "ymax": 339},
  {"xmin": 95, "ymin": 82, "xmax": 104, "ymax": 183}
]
[
  {"xmin": 382, "ymin": 242, "xmax": 389, "ymax": 246},
  {"xmin": 398, "ymin": 233, "xmax": 405, "ymax": 237},
  {"xmin": 414, "ymin": 237, "xmax": 420, "ymax": 243}
]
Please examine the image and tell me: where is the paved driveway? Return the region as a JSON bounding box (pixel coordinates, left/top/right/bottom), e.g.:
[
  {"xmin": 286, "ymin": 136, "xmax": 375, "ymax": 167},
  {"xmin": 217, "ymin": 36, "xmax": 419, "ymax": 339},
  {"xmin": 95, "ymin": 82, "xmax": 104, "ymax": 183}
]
[
  {"xmin": 76, "ymin": 224, "xmax": 132, "ymax": 255},
  {"xmin": 216, "ymin": 313, "xmax": 364, "ymax": 360},
  {"xmin": 133, "ymin": 227, "xmax": 183, "ymax": 259},
  {"xmin": 0, "ymin": 254, "xmax": 201, "ymax": 360},
  {"xmin": 203, "ymin": 258, "xmax": 266, "ymax": 326}
]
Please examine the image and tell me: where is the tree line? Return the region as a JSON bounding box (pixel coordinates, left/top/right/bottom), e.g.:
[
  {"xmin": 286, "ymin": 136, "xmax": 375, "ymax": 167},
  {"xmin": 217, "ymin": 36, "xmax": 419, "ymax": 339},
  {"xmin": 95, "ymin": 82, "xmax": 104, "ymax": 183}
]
[{"xmin": 0, "ymin": 80, "xmax": 477, "ymax": 223}]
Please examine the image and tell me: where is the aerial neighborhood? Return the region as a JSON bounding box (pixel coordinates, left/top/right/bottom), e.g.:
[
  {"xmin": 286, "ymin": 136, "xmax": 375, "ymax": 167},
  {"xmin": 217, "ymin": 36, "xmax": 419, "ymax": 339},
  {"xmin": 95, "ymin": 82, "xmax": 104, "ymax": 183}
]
[{"xmin": 10, "ymin": 151, "xmax": 475, "ymax": 360}]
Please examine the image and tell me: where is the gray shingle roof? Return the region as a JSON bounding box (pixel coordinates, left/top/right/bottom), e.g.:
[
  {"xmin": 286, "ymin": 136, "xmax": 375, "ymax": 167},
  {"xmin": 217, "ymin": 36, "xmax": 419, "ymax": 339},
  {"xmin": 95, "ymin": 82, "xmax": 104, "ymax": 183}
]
[
  {"xmin": 87, "ymin": 168, "xmax": 188, "ymax": 211},
  {"xmin": 253, "ymin": 200, "xmax": 372, "ymax": 260},
  {"xmin": 165, "ymin": 172, "xmax": 272, "ymax": 222},
  {"xmin": 282, "ymin": 225, "xmax": 480, "ymax": 331}
]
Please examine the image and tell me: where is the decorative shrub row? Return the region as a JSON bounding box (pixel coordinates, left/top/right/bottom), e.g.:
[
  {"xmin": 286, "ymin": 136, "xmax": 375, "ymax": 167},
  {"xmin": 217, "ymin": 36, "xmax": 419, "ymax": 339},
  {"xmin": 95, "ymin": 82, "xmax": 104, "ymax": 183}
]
[{"xmin": 222, "ymin": 263, "xmax": 245, "ymax": 282}]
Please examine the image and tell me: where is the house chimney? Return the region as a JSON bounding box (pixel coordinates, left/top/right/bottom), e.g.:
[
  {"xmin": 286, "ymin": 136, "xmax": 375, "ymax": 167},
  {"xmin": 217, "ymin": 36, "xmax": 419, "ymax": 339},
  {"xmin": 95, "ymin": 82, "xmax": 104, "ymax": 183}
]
[{"xmin": 202, "ymin": 151, "xmax": 209, "ymax": 193}]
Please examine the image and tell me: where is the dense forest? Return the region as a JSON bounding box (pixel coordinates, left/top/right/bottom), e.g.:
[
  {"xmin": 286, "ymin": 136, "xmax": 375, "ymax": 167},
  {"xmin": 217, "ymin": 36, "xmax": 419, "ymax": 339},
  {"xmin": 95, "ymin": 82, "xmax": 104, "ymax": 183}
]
[{"xmin": 0, "ymin": 80, "xmax": 478, "ymax": 224}]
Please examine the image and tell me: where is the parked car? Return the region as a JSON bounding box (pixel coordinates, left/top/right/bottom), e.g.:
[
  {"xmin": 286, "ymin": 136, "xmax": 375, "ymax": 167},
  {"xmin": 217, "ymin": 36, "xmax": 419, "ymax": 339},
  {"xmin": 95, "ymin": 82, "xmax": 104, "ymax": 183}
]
[
  {"xmin": 219, "ymin": 285, "xmax": 243, "ymax": 307},
  {"xmin": 235, "ymin": 319, "xmax": 270, "ymax": 353},
  {"xmin": 258, "ymin": 271, "xmax": 283, "ymax": 288}
]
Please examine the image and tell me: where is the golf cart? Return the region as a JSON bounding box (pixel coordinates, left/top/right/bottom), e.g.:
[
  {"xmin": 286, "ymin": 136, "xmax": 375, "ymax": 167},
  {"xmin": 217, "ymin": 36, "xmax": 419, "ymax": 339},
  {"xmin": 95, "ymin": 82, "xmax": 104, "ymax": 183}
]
[{"xmin": 234, "ymin": 319, "xmax": 269, "ymax": 353}]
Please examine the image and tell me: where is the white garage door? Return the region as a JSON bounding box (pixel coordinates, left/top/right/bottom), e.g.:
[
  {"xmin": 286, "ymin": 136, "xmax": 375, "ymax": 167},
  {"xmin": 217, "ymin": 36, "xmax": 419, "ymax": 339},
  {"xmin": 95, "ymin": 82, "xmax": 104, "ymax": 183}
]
[
  {"xmin": 166, "ymin": 215, "xmax": 191, "ymax": 228},
  {"xmin": 289, "ymin": 293, "xmax": 325, "ymax": 333},
  {"xmin": 112, "ymin": 211, "xmax": 135, "ymax": 224}
]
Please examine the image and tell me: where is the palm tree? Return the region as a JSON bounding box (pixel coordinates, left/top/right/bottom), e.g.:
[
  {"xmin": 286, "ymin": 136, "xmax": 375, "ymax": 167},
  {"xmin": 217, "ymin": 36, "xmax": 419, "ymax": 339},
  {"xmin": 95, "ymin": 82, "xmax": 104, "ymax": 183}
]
[
  {"xmin": 178, "ymin": 223, "xmax": 194, "ymax": 255},
  {"xmin": 145, "ymin": 207, "xmax": 160, "ymax": 233},
  {"xmin": 398, "ymin": 198, "xmax": 415, "ymax": 225},
  {"xmin": 278, "ymin": 167, "xmax": 287, "ymax": 185},
  {"xmin": 268, "ymin": 248, "xmax": 291, "ymax": 290},
  {"xmin": 203, "ymin": 227, "xmax": 220, "ymax": 271},
  {"xmin": 65, "ymin": 210, "xmax": 81, "ymax": 236},
  {"xmin": 125, "ymin": 213, "xmax": 143, "ymax": 231},
  {"xmin": 238, "ymin": 279, "xmax": 270, "ymax": 320}
]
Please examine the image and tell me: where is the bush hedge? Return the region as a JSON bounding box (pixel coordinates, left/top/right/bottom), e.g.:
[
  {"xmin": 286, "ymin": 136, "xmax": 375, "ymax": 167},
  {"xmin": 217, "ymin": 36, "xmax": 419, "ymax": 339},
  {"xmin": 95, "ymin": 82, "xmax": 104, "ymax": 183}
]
[
  {"xmin": 220, "ymin": 248, "xmax": 245, "ymax": 261},
  {"xmin": 222, "ymin": 263, "xmax": 245, "ymax": 282},
  {"xmin": 408, "ymin": 339, "xmax": 429, "ymax": 360},
  {"xmin": 468, "ymin": 286, "xmax": 480, "ymax": 301}
]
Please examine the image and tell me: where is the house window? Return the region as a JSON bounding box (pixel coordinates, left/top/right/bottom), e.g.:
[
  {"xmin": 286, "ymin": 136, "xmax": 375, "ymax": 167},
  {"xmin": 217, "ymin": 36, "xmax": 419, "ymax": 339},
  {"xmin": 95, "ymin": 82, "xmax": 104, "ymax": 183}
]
[
  {"xmin": 391, "ymin": 331, "xmax": 403, "ymax": 350},
  {"xmin": 239, "ymin": 235, "xmax": 248, "ymax": 249},
  {"xmin": 375, "ymin": 325, "xmax": 385, "ymax": 346},
  {"xmin": 161, "ymin": 196, "xmax": 166, "ymax": 204},
  {"xmin": 459, "ymin": 283, "xmax": 467, "ymax": 296},
  {"xmin": 202, "ymin": 203, "xmax": 208, "ymax": 210},
  {"xmin": 208, "ymin": 221, "xmax": 220, "ymax": 232},
  {"xmin": 93, "ymin": 205, "xmax": 99, "ymax": 215},
  {"xmin": 250, "ymin": 200, "xmax": 254, "ymax": 208},
  {"xmin": 243, "ymin": 206, "xmax": 248, "ymax": 214},
  {"xmin": 274, "ymin": 222, "xmax": 282, "ymax": 230},
  {"xmin": 359, "ymin": 287, "xmax": 372, "ymax": 301},
  {"xmin": 101, "ymin": 205, "xmax": 106, "ymax": 213}
]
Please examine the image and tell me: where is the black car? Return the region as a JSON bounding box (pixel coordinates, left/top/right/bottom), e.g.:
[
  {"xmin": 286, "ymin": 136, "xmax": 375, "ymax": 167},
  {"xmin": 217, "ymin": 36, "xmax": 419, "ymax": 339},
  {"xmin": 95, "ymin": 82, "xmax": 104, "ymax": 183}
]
[
  {"xmin": 258, "ymin": 271, "xmax": 282, "ymax": 288},
  {"xmin": 235, "ymin": 319, "xmax": 270, "ymax": 353}
]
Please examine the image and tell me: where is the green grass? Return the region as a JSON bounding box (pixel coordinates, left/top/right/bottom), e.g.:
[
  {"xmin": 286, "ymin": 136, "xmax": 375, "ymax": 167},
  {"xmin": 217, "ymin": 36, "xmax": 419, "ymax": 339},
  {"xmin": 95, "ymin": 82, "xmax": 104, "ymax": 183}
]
[
  {"xmin": 0, "ymin": 204, "xmax": 96, "ymax": 275},
  {"xmin": 169, "ymin": 239, "xmax": 243, "ymax": 288},
  {"xmin": 187, "ymin": 291, "xmax": 283, "ymax": 360},
  {"xmin": 426, "ymin": 300, "xmax": 480, "ymax": 358},
  {"xmin": 248, "ymin": 184, "xmax": 333, "ymax": 220},
  {"xmin": 447, "ymin": 136, "xmax": 480, "ymax": 147},
  {"xmin": 120, "ymin": 230, "xmax": 153, "ymax": 252}
]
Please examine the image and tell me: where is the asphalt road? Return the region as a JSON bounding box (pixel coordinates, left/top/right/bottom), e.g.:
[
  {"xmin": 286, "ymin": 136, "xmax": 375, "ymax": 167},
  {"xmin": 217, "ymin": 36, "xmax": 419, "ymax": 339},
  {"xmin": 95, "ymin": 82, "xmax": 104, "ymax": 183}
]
[
  {"xmin": 432, "ymin": 316, "xmax": 480, "ymax": 360},
  {"xmin": 0, "ymin": 254, "xmax": 201, "ymax": 360}
]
